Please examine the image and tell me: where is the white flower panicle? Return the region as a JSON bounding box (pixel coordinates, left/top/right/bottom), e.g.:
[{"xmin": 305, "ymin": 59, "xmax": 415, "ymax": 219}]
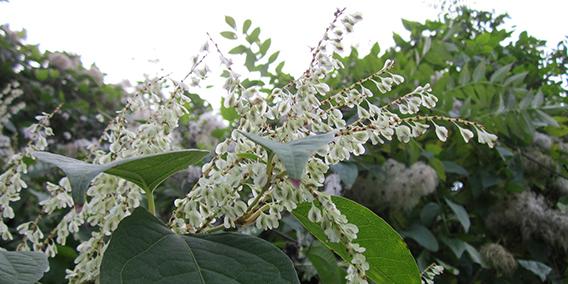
[
  {"xmin": 0, "ymin": 108, "xmax": 57, "ymax": 241},
  {"xmin": 170, "ymin": 10, "xmax": 494, "ymax": 284},
  {"xmin": 421, "ymin": 263, "xmax": 444, "ymax": 284}
]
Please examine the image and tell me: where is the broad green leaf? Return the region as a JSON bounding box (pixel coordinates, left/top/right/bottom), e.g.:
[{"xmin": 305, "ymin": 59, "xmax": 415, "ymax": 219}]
[
  {"xmin": 489, "ymin": 63, "xmax": 512, "ymax": 83},
  {"xmin": 224, "ymin": 16, "xmax": 236, "ymax": 29},
  {"xmin": 0, "ymin": 250, "xmax": 48, "ymax": 284},
  {"xmin": 220, "ymin": 31, "xmax": 237, "ymax": 40},
  {"xmin": 441, "ymin": 161, "xmax": 468, "ymax": 176},
  {"xmin": 330, "ymin": 162, "xmax": 358, "ymax": 189},
  {"xmin": 239, "ymin": 131, "xmax": 335, "ymax": 180},
  {"xmin": 100, "ymin": 208, "xmax": 299, "ymax": 284},
  {"xmin": 401, "ymin": 224, "xmax": 439, "ymax": 252},
  {"xmin": 293, "ymin": 196, "xmax": 421, "ymax": 284},
  {"xmin": 464, "ymin": 243, "xmax": 487, "ymax": 267},
  {"xmin": 458, "ymin": 65, "xmax": 470, "ymax": 86},
  {"xmin": 307, "ymin": 241, "xmax": 345, "ymax": 284},
  {"xmin": 444, "ymin": 198, "xmax": 470, "ymax": 233},
  {"xmin": 33, "ymin": 149, "xmax": 208, "ymax": 204},
  {"xmin": 518, "ymin": 260, "xmax": 552, "ymax": 282}
]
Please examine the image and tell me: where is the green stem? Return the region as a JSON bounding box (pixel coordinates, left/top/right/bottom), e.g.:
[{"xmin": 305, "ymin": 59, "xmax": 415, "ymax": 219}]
[{"xmin": 146, "ymin": 190, "xmax": 156, "ymax": 216}]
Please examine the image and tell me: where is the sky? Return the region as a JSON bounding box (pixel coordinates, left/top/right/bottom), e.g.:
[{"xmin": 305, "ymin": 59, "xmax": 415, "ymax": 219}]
[{"xmin": 1, "ymin": 0, "xmax": 567, "ymax": 108}]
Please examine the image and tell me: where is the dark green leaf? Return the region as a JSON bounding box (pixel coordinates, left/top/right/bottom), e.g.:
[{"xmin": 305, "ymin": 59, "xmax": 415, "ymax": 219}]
[
  {"xmin": 402, "ymin": 224, "xmax": 439, "ymax": 252},
  {"xmin": 444, "ymin": 198, "xmax": 470, "ymax": 233},
  {"xmin": 0, "ymin": 250, "xmax": 48, "ymax": 284},
  {"xmin": 420, "ymin": 202, "xmax": 440, "ymax": 226},
  {"xmin": 294, "ymin": 196, "xmax": 421, "ymax": 284},
  {"xmin": 472, "ymin": 61, "xmax": 486, "ymax": 82},
  {"xmin": 100, "ymin": 208, "xmax": 299, "ymax": 284},
  {"xmin": 239, "ymin": 131, "xmax": 335, "ymax": 180},
  {"xmin": 33, "ymin": 150, "xmax": 208, "ymax": 204},
  {"xmin": 307, "ymin": 241, "xmax": 345, "ymax": 284},
  {"xmin": 224, "ymin": 16, "xmax": 236, "ymax": 29},
  {"xmin": 518, "ymin": 260, "xmax": 551, "ymax": 282},
  {"xmin": 439, "ymin": 237, "xmax": 466, "ymax": 258}
]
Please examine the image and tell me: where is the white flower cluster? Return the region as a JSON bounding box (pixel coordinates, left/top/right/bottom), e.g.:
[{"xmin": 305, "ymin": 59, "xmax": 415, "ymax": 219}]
[
  {"xmin": 421, "ymin": 263, "xmax": 444, "ymax": 284},
  {"xmin": 487, "ymin": 190, "xmax": 568, "ymax": 251},
  {"xmin": 347, "ymin": 159, "xmax": 438, "ymax": 212},
  {"xmin": 0, "ymin": 81, "xmax": 26, "ymax": 132},
  {"xmin": 0, "ymin": 110, "xmax": 56, "ymax": 240},
  {"xmin": 171, "ymin": 10, "xmax": 495, "ymax": 284}
]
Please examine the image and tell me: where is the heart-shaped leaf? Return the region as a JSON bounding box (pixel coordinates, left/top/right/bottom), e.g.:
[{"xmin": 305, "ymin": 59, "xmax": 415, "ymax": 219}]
[
  {"xmin": 33, "ymin": 150, "xmax": 209, "ymax": 204},
  {"xmin": 238, "ymin": 131, "xmax": 335, "ymax": 180},
  {"xmin": 100, "ymin": 207, "xmax": 299, "ymax": 284},
  {"xmin": 0, "ymin": 250, "xmax": 48, "ymax": 284},
  {"xmin": 293, "ymin": 196, "xmax": 420, "ymax": 284}
]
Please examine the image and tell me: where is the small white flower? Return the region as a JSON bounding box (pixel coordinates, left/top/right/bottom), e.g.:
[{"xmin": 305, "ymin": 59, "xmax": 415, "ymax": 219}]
[{"xmin": 433, "ymin": 122, "xmax": 448, "ymax": 142}]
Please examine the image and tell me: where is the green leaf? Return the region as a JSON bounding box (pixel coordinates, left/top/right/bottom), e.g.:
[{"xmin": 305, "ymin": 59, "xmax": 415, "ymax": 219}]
[
  {"xmin": 439, "ymin": 236, "xmax": 466, "ymax": 258},
  {"xmin": 220, "ymin": 98, "xmax": 239, "ymax": 123},
  {"xmin": 0, "ymin": 250, "xmax": 48, "ymax": 284},
  {"xmin": 239, "ymin": 131, "xmax": 335, "ymax": 180},
  {"xmin": 220, "ymin": 31, "xmax": 237, "ymax": 40},
  {"xmin": 472, "ymin": 61, "xmax": 486, "ymax": 82},
  {"xmin": 259, "ymin": 39, "xmax": 271, "ymax": 55},
  {"xmin": 489, "ymin": 63, "xmax": 512, "ymax": 83},
  {"xmin": 34, "ymin": 69, "xmax": 49, "ymax": 81},
  {"xmin": 33, "ymin": 150, "xmax": 208, "ymax": 204},
  {"xmin": 444, "ymin": 198, "xmax": 470, "ymax": 233},
  {"xmin": 224, "ymin": 16, "xmax": 236, "ymax": 29},
  {"xmin": 420, "ymin": 202, "xmax": 440, "ymax": 226},
  {"xmin": 268, "ymin": 51, "xmax": 280, "ymax": 64},
  {"xmin": 401, "ymin": 224, "xmax": 439, "ymax": 252},
  {"xmin": 458, "ymin": 65, "xmax": 470, "ymax": 86},
  {"xmin": 228, "ymin": 45, "xmax": 247, "ymax": 54},
  {"xmin": 307, "ymin": 241, "xmax": 346, "ymax": 284},
  {"xmin": 503, "ymin": 71, "xmax": 528, "ymax": 86},
  {"xmin": 247, "ymin": 27, "xmax": 261, "ymax": 43},
  {"xmin": 464, "ymin": 243, "xmax": 487, "ymax": 267},
  {"xmin": 518, "ymin": 260, "xmax": 552, "ymax": 282},
  {"xmin": 294, "ymin": 196, "xmax": 421, "ymax": 284},
  {"xmin": 100, "ymin": 208, "xmax": 299, "ymax": 284},
  {"xmin": 330, "ymin": 162, "xmax": 358, "ymax": 189},
  {"xmin": 242, "ymin": 19, "xmax": 252, "ymax": 33}
]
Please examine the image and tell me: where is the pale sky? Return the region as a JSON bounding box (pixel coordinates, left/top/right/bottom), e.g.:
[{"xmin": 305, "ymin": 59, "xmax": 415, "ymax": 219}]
[{"xmin": 1, "ymin": 0, "xmax": 566, "ymax": 108}]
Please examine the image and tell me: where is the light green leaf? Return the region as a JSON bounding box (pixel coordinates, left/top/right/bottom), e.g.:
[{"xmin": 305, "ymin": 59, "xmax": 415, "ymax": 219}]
[
  {"xmin": 224, "ymin": 16, "xmax": 236, "ymax": 29},
  {"xmin": 100, "ymin": 208, "xmax": 299, "ymax": 284},
  {"xmin": 503, "ymin": 71, "xmax": 528, "ymax": 86},
  {"xmin": 228, "ymin": 45, "xmax": 247, "ymax": 54},
  {"xmin": 518, "ymin": 260, "xmax": 552, "ymax": 282},
  {"xmin": 472, "ymin": 61, "xmax": 486, "ymax": 82},
  {"xmin": 458, "ymin": 65, "xmax": 470, "ymax": 86},
  {"xmin": 33, "ymin": 149, "xmax": 208, "ymax": 204},
  {"xmin": 489, "ymin": 63, "xmax": 512, "ymax": 83},
  {"xmin": 268, "ymin": 51, "xmax": 280, "ymax": 64},
  {"xmin": 259, "ymin": 39, "xmax": 271, "ymax": 55},
  {"xmin": 247, "ymin": 27, "xmax": 261, "ymax": 43},
  {"xmin": 294, "ymin": 196, "xmax": 421, "ymax": 284},
  {"xmin": 0, "ymin": 250, "xmax": 48, "ymax": 284},
  {"xmin": 242, "ymin": 19, "xmax": 251, "ymax": 33},
  {"xmin": 307, "ymin": 241, "xmax": 346, "ymax": 284},
  {"xmin": 444, "ymin": 198, "xmax": 470, "ymax": 233},
  {"xmin": 220, "ymin": 31, "xmax": 237, "ymax": 40},
  {"xmin": 238, "ymin": 131, "xmax": 335, "ymax": 180},
  {"xmin": 402, "ymin": 224, "xmax": 439, "ymax": 252}
]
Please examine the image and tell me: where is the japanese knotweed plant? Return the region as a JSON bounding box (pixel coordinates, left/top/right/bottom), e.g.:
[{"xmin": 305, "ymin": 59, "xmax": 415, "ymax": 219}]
[{"xmin": 0, "ymin": 8, "xmax": 496, "ymax": 284}]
